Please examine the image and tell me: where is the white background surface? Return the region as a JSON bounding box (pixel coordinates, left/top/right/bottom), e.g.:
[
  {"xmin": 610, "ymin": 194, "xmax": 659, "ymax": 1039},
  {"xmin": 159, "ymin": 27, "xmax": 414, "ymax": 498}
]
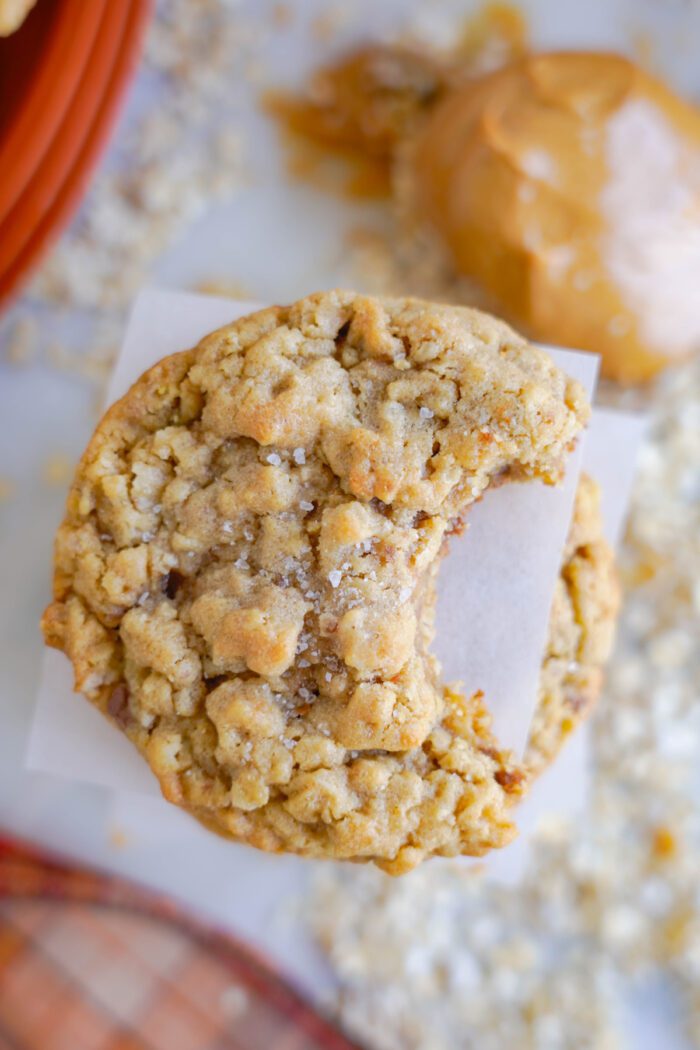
[{"xmin": 0, "ymin": 1, "xmax": 696, "ymax": 1046}]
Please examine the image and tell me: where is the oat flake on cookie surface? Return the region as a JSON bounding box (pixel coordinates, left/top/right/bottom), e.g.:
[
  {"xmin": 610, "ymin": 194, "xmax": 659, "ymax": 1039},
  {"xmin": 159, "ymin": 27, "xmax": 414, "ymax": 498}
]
[{"xmin": 42, "ymin": 289, "xmax": 588, "ymax": 872}]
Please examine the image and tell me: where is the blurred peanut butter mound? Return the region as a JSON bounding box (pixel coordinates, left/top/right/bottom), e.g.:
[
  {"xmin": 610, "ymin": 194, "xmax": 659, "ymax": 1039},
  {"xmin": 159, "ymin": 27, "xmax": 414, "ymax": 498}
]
[{"xmin": 276, "ymin": 45, "xmax": 700, "ymax": 384}]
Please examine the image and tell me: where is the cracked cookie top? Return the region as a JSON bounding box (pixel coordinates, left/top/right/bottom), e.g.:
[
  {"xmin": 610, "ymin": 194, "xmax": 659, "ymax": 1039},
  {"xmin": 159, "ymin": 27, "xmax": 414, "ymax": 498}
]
[{"xmin": 43, "ymin": 290, "xmax": 588, "ymax": 870}]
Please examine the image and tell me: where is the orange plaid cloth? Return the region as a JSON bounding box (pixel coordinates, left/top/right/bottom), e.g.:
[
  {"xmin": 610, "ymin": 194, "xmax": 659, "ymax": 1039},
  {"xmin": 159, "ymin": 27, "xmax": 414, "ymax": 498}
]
[{"xmin": 0, "ymin": 836, "xmax": 360, "ymax": 1050}]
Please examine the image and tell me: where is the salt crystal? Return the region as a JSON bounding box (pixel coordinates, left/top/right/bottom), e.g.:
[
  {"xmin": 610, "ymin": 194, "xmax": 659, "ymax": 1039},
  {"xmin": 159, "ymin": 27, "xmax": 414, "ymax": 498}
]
[
  {"xmin": 419, "ymin": 406, "xmax": 434, "ymax": 419},
  {"xmin": 293, "ymin": 447, "xmax": 306, "ymax": 464},
  {"xmin": 300, "ymin": 500, "xmax": 314, "ymax": 512},
  {"xmin": 398, "ymin": 586, "xmax": 412, "ymax": 604},
  {"xmin": 328, "ymin": 570, "xmax": 343, "ymax": 588},
  {"xmin": 266, "ymin": 452, "xmax": 282, "ymax": 466}
]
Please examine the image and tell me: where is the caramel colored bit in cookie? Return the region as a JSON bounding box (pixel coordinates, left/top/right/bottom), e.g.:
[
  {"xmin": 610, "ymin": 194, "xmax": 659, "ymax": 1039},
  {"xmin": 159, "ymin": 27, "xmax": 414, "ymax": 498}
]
[{"xmin": 43, "ymin": 290, "xmax": 589, "ymax": 872}]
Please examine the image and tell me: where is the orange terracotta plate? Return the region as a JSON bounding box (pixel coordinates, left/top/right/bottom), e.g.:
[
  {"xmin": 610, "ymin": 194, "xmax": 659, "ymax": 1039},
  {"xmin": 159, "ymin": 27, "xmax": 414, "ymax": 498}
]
[
  {"xmin": 0, "ymin": 0, "xmax": 128, "ymax": 276},
  {"xmin": 0, "ymin": 0, "xmax": 104, "ymax": 222},
  {"xmin": 0, "ymin": 0, "xmax": 153, "ymax": 310}
]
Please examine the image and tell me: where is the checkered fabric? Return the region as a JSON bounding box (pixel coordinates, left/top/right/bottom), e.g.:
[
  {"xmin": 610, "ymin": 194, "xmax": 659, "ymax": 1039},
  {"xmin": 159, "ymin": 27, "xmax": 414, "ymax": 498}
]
[{"xmin": 0, "ymin": 837, "xmax": 359, "ymax": 1050}]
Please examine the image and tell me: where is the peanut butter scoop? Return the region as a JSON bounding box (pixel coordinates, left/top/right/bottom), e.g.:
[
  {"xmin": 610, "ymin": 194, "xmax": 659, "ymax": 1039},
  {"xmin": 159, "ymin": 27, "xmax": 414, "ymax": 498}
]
[{"xmin": 415, "ymin": 51, "xmax": 700, "ymax": 383}]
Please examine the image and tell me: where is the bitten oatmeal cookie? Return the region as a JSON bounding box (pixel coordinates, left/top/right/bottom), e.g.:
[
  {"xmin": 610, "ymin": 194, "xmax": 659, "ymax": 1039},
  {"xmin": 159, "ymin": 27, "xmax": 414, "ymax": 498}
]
[
  {"xmin": 42, "ymin": 290, "xmax": 588, "ymax": 873},
  {"xmin": 526, "ymin": 473, "xmax": 619, "ymax": 776}
]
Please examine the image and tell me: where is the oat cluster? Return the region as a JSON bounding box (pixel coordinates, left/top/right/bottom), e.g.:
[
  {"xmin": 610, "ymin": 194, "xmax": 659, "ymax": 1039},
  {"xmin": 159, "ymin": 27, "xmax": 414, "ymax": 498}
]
[{"xmin": 43, "ymin": 290, "xmax": 588, "ymax": 871}]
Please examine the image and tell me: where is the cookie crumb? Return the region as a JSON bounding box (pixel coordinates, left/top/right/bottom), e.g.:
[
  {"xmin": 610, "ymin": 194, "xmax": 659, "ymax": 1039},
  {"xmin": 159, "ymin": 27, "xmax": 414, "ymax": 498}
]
[
  {"xmin": 108, "ymin": 827, "xmax": 130, "ymax": 850},
  {"xmin": 41, "ymin": 454, "xmax": 72, "ymax": 487}
]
